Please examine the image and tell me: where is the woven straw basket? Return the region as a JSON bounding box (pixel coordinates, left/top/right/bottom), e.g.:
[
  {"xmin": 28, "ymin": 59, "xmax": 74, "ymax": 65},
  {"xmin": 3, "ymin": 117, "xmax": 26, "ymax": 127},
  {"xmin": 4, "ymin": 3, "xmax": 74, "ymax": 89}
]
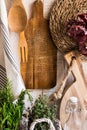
[
  {"xmin": 49, "ymin": 0, "xmax": 87, "ymax": 53},
  {"xmin": 29, "ymin": 118, "xmax": 56, "ymax": 130},
  {"xmin": 29, "ymin": 118, "xmax": 62, "ymax": 130}
]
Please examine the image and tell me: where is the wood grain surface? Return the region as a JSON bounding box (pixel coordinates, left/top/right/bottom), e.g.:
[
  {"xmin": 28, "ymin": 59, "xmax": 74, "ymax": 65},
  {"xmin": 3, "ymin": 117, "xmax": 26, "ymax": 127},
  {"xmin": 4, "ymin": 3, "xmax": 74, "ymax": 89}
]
[
  {"xmin": 24, "ymin": 0, "xmax": 57, "ymax": 89},
  {"xmin": 60, "ymin": 52, "xmax": 87, "ymax": 127}
]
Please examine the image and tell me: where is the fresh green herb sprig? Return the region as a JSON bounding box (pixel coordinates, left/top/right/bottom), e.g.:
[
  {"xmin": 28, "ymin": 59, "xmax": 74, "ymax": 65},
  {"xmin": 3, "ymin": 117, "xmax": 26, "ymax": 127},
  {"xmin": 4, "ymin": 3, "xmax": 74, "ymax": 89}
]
[
  {"xmin": 0, "ymin": 79, "xmax": 32, "ymax": 130},
  {"xmin": 29, "ymin": 95, "xmax": 57, "ymax": 130}
]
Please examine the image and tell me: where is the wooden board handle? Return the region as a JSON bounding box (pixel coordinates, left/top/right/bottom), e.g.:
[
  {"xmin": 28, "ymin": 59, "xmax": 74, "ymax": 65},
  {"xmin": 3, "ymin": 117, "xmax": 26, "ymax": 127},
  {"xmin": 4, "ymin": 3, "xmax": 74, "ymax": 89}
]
[
  {"xmin": 32, "ymin": 0, "xmax": 43, "ymax": 19},
  {"xmin": 49, "ymin": 57, "xmax": 75, "ymax": 101},
  {"xmin": 65, "ymin": 51, "xmax": 87, "ymax": 101},
  {"xmin": 13, "ymin": 0, "xmax": 23, "ymax": 7}
]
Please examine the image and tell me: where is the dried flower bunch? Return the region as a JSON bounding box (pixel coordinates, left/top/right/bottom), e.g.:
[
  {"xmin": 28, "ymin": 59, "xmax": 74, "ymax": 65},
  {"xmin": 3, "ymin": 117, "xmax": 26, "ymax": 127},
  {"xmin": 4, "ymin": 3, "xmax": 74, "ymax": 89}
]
[{"xmin": 66, "ymin": 13, "xmax": 87, "ymax": 56}]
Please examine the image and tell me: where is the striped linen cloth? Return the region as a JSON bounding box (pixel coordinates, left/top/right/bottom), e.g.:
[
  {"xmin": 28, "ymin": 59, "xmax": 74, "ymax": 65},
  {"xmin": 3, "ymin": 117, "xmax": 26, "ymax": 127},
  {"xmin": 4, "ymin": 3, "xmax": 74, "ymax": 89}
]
[
  {"xmin": 0, "ymin": 65, "xmax": 7, "ymax": 88},
  {"xmin": 0, "ymin": 0, "xmax": 7, "ymax": 88},
  {"xmin": 0, "ymin": 0, "xmax": 25, "ymax": 99}
]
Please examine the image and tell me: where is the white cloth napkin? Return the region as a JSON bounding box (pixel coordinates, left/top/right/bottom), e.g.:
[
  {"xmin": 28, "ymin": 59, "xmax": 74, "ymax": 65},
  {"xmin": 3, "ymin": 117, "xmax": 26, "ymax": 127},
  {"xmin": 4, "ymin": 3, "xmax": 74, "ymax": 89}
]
[{"xmin": 0, "ymin": 0, "xmax": 25, "ymax": 99}]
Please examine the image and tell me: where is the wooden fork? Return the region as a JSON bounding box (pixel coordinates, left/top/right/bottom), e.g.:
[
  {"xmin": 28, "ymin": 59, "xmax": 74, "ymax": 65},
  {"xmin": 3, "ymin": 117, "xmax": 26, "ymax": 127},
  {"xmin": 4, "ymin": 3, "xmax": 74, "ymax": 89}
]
[
  {"xmin": 18, "ymin": 31, "xmax": 28, "ymax": 63},
  {"xmin": 18, "ymin": 31, "xmax": 28, "ymax": 86}
]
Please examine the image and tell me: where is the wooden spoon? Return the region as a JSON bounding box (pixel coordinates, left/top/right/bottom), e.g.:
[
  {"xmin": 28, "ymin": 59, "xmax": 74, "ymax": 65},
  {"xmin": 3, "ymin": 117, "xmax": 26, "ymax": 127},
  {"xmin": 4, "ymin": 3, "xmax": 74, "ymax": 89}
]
[{"xmin": 8, "ymin": 0, "xmax": 27, "ymax": 32}]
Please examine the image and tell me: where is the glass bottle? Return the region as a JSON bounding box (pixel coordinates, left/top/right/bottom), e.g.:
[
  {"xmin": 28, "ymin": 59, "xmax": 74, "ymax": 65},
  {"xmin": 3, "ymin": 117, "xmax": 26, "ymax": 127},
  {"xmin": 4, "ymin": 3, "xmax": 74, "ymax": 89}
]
[{"xmin": 64, "ymin": 96, "xmax": 82, "ymax": 130}]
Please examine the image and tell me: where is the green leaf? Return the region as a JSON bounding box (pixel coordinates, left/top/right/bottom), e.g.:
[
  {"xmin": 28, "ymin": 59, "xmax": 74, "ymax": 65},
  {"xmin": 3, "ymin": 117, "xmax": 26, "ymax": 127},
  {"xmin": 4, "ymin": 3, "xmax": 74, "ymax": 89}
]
[{"xmin": 0, "ymin": 79, "xmax": 33, "ymax": 130}]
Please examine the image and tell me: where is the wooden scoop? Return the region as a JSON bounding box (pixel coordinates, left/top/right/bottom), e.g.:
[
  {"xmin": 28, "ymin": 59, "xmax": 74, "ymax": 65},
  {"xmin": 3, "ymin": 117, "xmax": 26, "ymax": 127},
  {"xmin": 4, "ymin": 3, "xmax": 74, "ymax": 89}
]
[{"xmin": 8, "ymin": 0, "xmax": 27, "ymax": 32}]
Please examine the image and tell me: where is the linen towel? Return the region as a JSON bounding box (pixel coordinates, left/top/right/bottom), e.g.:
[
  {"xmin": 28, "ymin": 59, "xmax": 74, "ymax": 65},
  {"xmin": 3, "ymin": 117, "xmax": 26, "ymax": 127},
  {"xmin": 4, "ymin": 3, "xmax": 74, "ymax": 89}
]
[{"xmin": 0, "ymin": 0, "xmax": 25, "ymax": 99}]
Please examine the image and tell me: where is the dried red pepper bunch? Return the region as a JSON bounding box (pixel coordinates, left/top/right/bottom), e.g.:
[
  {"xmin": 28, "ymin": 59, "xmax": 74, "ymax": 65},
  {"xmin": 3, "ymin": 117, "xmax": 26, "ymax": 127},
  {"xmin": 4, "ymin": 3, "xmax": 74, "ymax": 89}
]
[{"xmin": 66, "ymin": 13, "xmax": 87, "ymax": 56}]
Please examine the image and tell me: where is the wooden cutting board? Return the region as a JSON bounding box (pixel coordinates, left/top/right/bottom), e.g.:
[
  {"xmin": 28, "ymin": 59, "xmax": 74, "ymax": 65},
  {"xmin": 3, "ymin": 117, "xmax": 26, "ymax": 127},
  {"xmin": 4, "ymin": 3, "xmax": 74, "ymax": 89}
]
[
  {"xmin": 59, "ymin": 53, "xmax": 87, "ymax": 128},
  {"xmin": 60, "ymin": 85, "xmax": 87, "ymax": 128},
  {"xmin": 24, "ymin": 0, "xmax": 57, "ymax": 89}
]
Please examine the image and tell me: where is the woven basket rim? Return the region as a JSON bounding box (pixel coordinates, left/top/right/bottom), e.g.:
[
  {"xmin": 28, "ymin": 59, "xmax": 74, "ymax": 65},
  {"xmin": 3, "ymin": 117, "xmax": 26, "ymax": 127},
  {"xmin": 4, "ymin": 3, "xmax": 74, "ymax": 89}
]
[
  {"xmin": 29, "ymin": 118, "xmax": 56, "ymax": 130},
  {"xmin": 49, "ymin": 0, "xmax": 87, "ymax": 54}
]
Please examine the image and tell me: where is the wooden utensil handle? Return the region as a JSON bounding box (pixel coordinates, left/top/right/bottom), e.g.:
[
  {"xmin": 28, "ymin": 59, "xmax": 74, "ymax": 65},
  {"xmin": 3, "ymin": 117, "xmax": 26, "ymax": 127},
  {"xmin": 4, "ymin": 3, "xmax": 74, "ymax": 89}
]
[
  {"xmin": 32, "ymin": 0, "xmax": 43, "ymax": 19},
  {"xmin": 65, "ymin": 51, "xmax": 86, "ymax": 84},
  {"xmin": 65, "ymin": 51, "xmax": 87, "ymax": 98},
  {"xmin": 13, "ymin": 0, "xmax": 24, "ymax": 7},
  {"xmin": 49, "ymin": 57, "xmax": 76, "ymax": 101},
  {"xmin": 54, "ymin": 59, "xmax": 75, "ymax": 99},
  {"xmin": 50, "ymin": 51, "xmax": 87, "ymax": 101}
]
